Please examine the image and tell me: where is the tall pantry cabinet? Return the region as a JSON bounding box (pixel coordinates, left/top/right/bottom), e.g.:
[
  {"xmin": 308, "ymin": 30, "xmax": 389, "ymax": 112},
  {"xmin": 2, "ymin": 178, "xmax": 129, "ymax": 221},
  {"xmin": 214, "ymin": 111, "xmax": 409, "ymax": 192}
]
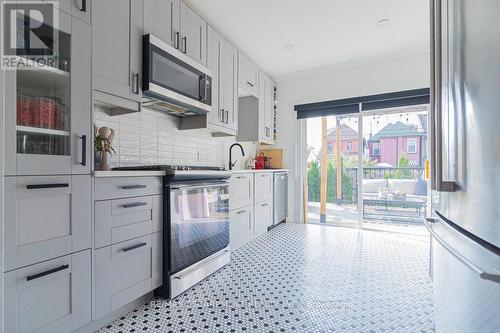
[{"xmin": 2, "ymin": 3, "xmax": 92, "ymax": 332}]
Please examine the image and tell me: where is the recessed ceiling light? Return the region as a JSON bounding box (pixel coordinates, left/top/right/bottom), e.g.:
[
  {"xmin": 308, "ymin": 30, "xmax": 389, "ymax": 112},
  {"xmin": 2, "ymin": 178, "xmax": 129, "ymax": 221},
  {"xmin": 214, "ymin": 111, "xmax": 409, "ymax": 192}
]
[
  {"xmin": 377, "ymin": 18, "xmax": 391, "ymax": 26},
  {"xmin": 284, "ymin": 43, "xmax": 295, "ymax": 50}
]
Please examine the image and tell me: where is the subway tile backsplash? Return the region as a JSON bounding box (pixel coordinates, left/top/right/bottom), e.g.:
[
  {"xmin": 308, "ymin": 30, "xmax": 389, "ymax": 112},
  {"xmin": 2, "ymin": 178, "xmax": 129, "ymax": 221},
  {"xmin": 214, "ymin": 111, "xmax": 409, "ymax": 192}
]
[{"xmin": 94, "ymin": 107, "xmax": 257, "ymax": 169}]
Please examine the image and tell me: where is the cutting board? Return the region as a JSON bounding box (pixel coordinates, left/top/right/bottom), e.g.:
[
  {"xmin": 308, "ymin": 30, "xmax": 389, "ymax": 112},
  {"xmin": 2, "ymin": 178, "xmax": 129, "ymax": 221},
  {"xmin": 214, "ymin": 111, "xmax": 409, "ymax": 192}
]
[{"xmin": 259, "ymin": 149, "xmax": 283, "ymax": 169}]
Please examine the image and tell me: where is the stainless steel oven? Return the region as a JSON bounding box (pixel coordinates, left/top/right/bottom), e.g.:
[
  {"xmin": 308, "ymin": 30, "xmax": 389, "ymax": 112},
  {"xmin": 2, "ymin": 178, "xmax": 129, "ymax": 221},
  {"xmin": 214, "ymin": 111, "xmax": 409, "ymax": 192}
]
[
  {"xmin": 168, "ymin": 181, "xmax": 229, "ymax": 274},
  {"xmin": 142, "ymin": 34, "xmax": 212, "ymax": 117}
]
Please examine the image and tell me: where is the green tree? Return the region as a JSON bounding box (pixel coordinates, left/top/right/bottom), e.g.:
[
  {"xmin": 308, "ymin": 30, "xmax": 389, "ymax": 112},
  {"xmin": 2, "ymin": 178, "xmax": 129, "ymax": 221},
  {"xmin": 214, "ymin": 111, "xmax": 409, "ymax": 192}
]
[
  {"xmin": 307, "ymin": 161, "xmax": 320, "ymax": 202},
  {"xmin": 394, "ymin": 155, "xmax": 412, "ymax": 179}
]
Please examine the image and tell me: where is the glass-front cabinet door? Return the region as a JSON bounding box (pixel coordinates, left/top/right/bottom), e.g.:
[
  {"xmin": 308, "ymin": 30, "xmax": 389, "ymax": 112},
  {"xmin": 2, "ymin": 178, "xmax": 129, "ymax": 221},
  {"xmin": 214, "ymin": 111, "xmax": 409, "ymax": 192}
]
[{"xmin": 4, "ymin": 5, "xmax": 90, "ymax": 175}]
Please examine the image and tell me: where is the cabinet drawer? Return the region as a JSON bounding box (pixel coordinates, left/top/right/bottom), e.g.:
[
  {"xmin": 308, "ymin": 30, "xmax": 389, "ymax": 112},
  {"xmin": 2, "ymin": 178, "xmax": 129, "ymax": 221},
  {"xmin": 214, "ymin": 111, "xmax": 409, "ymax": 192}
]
[
  {"xmin": 229, "ymin": 173, "xmax": 254, "ymax": 210},
  {"xmin": 94, "ymin": 195, "xmax": 162, "ymax": 248},
  {"xmin": 4, "ymin": 175, "xmax": 91, "ymax": 271},
  {"xmin": 93, "ymin": 234, "xmax": 161, "ymax": 320},
  {"xmin": 229, "ymin": 205, "xmax": 253, "ymax": 251},
  {"xmin": 4, "ymin": 250, "xmax": 91, "ymax": 333},
  {"xmin": 254, "ymin": 200, "xmax": 273, "ymax": 237},
  {"xmin": 94, "ymin": 176, "xmax": 162, "ymax": 201},
  {"xmin": 254, "ymin": 172, "xmax": 273, "ymax": 202}
]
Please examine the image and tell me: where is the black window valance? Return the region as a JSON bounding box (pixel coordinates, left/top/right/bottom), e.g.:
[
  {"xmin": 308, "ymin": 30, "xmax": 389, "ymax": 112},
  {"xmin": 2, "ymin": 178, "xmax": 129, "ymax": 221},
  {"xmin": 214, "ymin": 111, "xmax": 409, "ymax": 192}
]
[{"xmin": 294, "ymin": 88, "xmax": 430, "ymax": 119}]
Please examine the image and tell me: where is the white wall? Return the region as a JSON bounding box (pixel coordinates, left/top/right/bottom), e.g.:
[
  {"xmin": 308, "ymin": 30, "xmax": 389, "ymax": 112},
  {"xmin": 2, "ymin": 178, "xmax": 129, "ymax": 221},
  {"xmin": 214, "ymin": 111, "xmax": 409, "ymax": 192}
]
[{"xmin": 273, "ymin": 52, "xmax": 430, "ymax": 223}]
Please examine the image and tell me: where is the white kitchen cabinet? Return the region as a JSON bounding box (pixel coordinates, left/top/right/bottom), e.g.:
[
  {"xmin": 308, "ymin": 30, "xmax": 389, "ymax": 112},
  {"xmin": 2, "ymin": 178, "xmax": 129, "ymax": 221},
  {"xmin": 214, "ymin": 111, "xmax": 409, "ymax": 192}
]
[
  {"xmin": 229, "ymin": 206, "xmax": 254, "ymax": 250},
  {"xmin": 94, "ymin": 195, "xmax": 162, "ymax": 249},
  {"xmin": 4, "ymin": 249, "xmax": 91, "ymax": 333},
  {"xmin": 179, "ymin": 26, "xmax": 238, "ymax": 136},
  {"xmin": 254, "ymin": 172, "xmax": 273, "ymax": 202},
  {"xmin": 4, "ymin": 11, "xmax": 91, "ymax": 176},
  {"xmin": 179, "ymin": 1, "xmax": 207, "ymax": 65},
  {"xmin": 143, "ymin": 0, "xmax": 180, "ymax": 48},
  {"xmin": 222, "ymin": 40, "xmax": 239, "ymax": 132},
  {"xmin": 4, "ymin": 175, "xmax": 91, "ymax": 272},
  {"xmin": 237, "ymin": 71, "xmax": 276, "ymax": 144},
  {"xmin": 93, "ymin": 233, "xmax": 161, "ymax": 320},
  {"xmin": 229, "ymin": 173, "xmax": 254, "ymax": 210},
  {"xmin": 238, "ymin": 52, "xmax": 259, "ymax": 97},
  {"xmin": 92, "ymin": 0, "xmax": 143, "ymax": 106},
  {"xmin": 42, "ymin": 0, "xmax": 91, "ymax": 24},
  {"xmin": 254, "ymin": 200, "xmax": 273, "ymax": 237}
]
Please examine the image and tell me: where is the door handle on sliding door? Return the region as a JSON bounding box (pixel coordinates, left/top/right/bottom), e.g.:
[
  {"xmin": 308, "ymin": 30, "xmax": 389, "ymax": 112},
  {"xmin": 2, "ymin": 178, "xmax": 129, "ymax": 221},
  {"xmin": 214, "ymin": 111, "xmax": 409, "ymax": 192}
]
[{"xmin": 430, "ymin": 0, "xmax": 457, "ymax": 192}]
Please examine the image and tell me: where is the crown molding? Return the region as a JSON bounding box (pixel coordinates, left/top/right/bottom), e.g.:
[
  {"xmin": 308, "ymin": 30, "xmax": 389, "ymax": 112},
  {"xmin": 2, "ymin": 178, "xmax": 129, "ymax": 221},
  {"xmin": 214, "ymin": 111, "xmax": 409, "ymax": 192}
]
[{"xmin": 273, "ymin": 44, "xmax": 430, "ymax": 83}]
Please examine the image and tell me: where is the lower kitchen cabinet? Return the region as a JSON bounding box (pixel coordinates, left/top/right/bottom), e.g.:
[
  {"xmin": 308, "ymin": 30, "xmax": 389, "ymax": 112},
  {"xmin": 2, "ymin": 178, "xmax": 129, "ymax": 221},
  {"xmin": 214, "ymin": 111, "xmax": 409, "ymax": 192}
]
[
  {"xmin": 93, "ymin": 232, "xmax": 162, "ymax": 320},
  {"xmin": 229, "ymin": 173, "xmax": 254, "ymax": 210},
  {"xmin": 3, "ymin": 175, "xmax": 91, "ymax": 272},
  {"xmin": 4, "ymin": 249, "xmax": 91, "ymax": 333},
  {"xmin": 229, "ymin": 206, "xmax": 254, "ymax": 250},
  {"xmin": 254, "ymin": 172, "xmax": 273, "ymax": 201},
  {"xmin": 94, "ymin": 195, "xmax": 162, "ymax": 249},
  {"xmin": 254, "ymin": 199, "xmax": 273, "ymax": 237}
]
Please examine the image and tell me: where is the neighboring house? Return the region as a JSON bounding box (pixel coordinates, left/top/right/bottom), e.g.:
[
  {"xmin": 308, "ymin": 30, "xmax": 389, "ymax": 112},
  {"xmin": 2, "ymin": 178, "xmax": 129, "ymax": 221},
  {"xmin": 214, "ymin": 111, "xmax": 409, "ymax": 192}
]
[
  {"xmin": 368, "ymin": 121, "xmax": 424, "ymax": 166},
  {"xmin": 327, "ymin": 124, "xmax": 360, "ymax": 157}
]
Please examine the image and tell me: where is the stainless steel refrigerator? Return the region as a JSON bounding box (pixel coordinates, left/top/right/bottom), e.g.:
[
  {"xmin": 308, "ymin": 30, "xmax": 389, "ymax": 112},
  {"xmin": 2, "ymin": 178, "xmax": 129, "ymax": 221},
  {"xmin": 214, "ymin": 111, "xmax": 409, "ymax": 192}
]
[{"xmin": 427, "ymin": 0, "xmax": 500, "ymax": 331}]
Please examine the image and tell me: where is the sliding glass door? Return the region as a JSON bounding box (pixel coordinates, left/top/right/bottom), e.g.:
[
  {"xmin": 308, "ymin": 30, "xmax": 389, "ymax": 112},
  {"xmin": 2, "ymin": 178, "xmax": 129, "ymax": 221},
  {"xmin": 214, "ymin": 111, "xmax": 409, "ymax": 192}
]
[{"xmin": 304, "ymin": 106, "xmax": 430, "ymax": 233}]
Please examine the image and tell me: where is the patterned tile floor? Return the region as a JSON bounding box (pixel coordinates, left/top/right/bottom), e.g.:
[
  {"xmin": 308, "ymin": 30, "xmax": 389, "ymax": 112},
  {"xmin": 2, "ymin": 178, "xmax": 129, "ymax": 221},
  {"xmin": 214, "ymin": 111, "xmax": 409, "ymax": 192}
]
[{"xmin": 98, "ymin": 223, "xmax": 435, "ymax": 333}]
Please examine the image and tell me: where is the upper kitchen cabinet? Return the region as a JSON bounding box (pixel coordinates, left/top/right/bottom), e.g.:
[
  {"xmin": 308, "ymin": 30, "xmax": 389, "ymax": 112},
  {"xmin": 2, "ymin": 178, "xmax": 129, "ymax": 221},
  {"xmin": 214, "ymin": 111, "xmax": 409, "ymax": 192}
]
[
  {"xmin": 4, "ymin": 9, "xmax": 91, "ymax": 176},
  {"xmin": 222, "ymin": 40, "xmax": 239, "ymax": 132},
  {"xmin": 42, "ymin": 0, "xmax": 91, "ymax": 24},
  {"xmin": 238, "ymin": 52, "xmax": 259, "ymax": 98},
  {"xmin": 92, "ymin": 0, "xmax": 143, "ymax": 110},
  {"xmin": 143, "ymin": 0, "xmax": 180, "ymax": 49},
  {"xmin": 180, "ymin": 26, "xmax": 238, "ymax": 136},
  {"xmin": 237, "ymin": 70, "xmax": 276, "ymax": 144},
  {"xmin": 179, "ymin": 1, "xmax": 207, "ymax": 66}
]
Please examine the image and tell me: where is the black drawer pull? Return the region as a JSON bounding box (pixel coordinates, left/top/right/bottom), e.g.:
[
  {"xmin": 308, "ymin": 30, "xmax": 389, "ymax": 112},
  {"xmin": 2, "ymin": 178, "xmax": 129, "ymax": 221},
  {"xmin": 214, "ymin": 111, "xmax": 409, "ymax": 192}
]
[
  {"xmin": 26, "ymin": 183, "xmax": 69, "ymax": 190},
  {"xmin": 246, "ymin": 81, "xmax": 254, "ymax": 87},
  {"xmin": 122, "ymin": 242, "xmax": 147, "ymax": 252},
  {"xmin": 80, "ymin": 0, "xmax": 86, "ymax": 12},
  {"xmin": 27, "ymin": 264, "xmax": 69, "ymax": 281},
  {"xmin": 122, "ymin": 202, "xmax": 147, "ymax": 209},
  {"xmin": 120, "ymin": 185, "xmax": 147, "ymax": 190},
  {"xmin": 80, "ymin": 135, "xmax": 87, "ymax": 166}
]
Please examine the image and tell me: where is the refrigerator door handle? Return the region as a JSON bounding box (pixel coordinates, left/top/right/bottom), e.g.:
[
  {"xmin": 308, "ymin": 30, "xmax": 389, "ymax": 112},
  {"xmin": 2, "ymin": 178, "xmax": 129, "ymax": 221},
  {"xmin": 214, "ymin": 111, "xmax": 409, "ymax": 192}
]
[
  {"xmin": 430, "ymin": 0, "xmax": 457, "ymax": 192},
  {"xmin": 424, "ymin": 218, "xmax": 500, "ymax": 284}
]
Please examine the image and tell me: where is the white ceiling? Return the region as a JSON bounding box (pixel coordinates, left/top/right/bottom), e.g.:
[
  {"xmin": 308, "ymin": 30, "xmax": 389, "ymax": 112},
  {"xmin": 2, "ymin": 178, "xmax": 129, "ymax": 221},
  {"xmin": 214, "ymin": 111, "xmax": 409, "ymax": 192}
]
[{"xmin": 185, "ymin": 0, "xmax": 429, "ymax": 78}]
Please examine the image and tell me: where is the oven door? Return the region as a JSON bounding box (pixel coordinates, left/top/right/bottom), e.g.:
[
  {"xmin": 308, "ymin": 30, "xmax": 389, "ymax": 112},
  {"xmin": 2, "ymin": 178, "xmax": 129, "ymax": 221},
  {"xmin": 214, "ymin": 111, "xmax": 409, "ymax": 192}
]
[
  {"xmin": 142, "ymin": 34, "xmax": 212, "ymax": 114},
  {"xmin": 169, "ymin": 182, "xmax": 229, "ymax": 274}
]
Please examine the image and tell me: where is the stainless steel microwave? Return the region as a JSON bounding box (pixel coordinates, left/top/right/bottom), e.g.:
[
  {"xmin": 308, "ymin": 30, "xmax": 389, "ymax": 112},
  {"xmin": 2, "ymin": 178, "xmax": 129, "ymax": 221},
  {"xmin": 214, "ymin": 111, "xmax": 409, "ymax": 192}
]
[{"xmin": 142, "ymin": 34, "xmax": 212, "ymax": 117}]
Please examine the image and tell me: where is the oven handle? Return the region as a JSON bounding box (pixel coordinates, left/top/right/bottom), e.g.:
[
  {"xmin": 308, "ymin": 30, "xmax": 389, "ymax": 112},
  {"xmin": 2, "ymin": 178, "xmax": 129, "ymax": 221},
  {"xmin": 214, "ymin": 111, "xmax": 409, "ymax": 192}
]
[{"xmin": 170, "ymin": 183, "xmax": 229, "ymax": 191}]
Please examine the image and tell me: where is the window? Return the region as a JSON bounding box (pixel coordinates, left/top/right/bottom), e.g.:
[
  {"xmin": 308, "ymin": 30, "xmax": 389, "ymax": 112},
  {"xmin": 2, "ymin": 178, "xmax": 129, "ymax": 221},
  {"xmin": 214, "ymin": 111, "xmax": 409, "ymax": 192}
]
[
  {"xmin": 327, "ymin": 143, "xmax": 333, "ymax": 154},
  {"xmin": 347, "ymin": 142, "xmax": 353, "ymax": 151},
  {"xmin": 373, "ymin": 142, "xmax": 380, "ymax": 156},
  {"xmin": 407, "ymin": 138, "xmax": 417, "ymax": 154}
]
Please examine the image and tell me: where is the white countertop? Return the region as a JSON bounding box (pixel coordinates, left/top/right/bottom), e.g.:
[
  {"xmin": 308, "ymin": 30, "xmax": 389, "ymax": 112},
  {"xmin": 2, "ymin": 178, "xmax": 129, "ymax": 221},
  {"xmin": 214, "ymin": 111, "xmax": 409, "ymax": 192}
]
[
  {"xmin": 93, "ymin": 168, "xmax": 289, "ymax": 177},
  {"xmin": 230, "ymin": 169, "xmax": 289, "ymax": 173},
  {"xmin": 93, "ymin": 170, "xmax": 166, "ymax": 177}
]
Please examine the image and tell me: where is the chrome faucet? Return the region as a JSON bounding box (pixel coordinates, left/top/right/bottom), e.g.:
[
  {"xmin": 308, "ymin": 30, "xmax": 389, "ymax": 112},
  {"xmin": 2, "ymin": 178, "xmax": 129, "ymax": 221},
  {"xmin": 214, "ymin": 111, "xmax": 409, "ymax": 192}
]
[{"xmin": 229, "ymin": 143, "xmax": 245, "ymax": 170}]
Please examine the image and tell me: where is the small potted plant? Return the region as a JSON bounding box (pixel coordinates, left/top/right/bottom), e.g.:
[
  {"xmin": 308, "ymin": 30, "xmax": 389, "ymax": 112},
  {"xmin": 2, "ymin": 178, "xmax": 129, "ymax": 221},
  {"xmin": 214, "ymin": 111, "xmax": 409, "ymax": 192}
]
[{"xmin": 94, "ymin": 127, "xmax": 115, "ymax": 171}]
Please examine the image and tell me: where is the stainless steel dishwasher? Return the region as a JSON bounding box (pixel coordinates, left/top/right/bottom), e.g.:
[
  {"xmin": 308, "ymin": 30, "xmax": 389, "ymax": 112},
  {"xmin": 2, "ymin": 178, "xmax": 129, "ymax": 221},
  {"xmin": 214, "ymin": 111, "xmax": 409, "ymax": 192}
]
[{"xmin": 273, "ymin": 172, "xmax": 288, "ymax": 225}]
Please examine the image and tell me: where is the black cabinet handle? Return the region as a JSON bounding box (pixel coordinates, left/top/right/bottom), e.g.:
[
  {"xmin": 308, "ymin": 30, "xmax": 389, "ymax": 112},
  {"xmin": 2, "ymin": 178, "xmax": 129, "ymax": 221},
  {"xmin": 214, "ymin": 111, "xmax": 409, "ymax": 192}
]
[
  {"xmin": 246, "ymin": 81, "xmax": 254, "ymax": 87},
  {"xmin": 225, "ymin": 110, "xmax": 229, "ymax": 124},
  {"xmin": 80, "ymin": 135, "xmax": 87, "ymax": 166},
  {"xmin": 122, "ymin": 242, "xmax": 147, "ymax": 252},
  {"xmin": 122, "ymin": 202, "xmax": 147, "ymax": 209},
  {"xmin": 120, "ymin": 184, "xmax": 147, "ymax": 190},
  {"xmin": 27, "ymin": 183, "xmax": 69, "ymax": 190},
  {"xmin": 133, "ymin": 73, "xmax": 140, "ymax": 94},
  {"xmin": 80, "ymin": 0, "xmax": 86, "ymax": 12},
  {"xmin": 174, "ymin": 31, "xmax": 180, "ymax": 49},
  {"xmin": 27, "ymin": 264, "xmax": 69, "ymax": 281},
  {"xmin": 182, "ymin": 36, "xmax": 187, "ymax": 54}
]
